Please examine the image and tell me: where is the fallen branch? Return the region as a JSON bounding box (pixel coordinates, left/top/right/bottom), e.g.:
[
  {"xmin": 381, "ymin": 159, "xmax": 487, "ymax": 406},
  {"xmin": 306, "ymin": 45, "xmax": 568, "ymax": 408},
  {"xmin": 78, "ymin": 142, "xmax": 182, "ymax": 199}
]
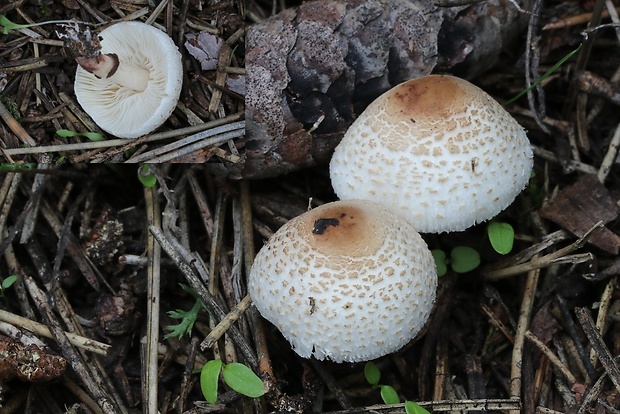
[{"xmin": 0, "ymin": 310, "xmax": 110, "ymax": 355}]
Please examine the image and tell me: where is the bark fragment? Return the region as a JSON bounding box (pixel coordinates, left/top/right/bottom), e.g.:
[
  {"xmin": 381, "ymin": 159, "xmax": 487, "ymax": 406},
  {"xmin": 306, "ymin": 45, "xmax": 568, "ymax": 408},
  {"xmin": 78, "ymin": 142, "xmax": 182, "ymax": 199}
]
[{"xmin": 242, "ymin": 0, "xmax": 441, "ymax": 179}]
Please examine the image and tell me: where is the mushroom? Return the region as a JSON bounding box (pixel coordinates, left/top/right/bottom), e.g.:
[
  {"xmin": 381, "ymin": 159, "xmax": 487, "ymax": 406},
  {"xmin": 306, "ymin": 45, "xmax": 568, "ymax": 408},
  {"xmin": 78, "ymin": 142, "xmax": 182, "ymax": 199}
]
[
  {"xmin": 248, "ymin": 200, "xmax": 437, "ymax": 363},
  {"xmin": 329, "ymin": 75, "xmax": 533, "ymax": 233},
  {"xmin": 72, "ymin": 21, "xmax": 183, "ymax": 139}
]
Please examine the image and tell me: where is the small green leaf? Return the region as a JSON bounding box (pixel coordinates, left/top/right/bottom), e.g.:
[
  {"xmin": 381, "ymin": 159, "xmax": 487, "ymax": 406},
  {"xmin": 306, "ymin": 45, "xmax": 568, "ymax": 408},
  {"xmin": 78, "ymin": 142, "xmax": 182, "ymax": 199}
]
[
  {"xmin": 222, "ymin": 362, "xmax": 265, "ymax": 398},
  {"xmin": 55, "ymin": 129, "xmax": 104, "ymax": 141},
  {"xmin": 450, "ymin": 246, "xmax": 480, "ymax": 273},
  {"xmin": 0, "ymin": 15, "xmax": 11, "ymax": 34},
  {"xmin": 487, "ymin": 221, "xmax": 514, "ymax": 255},
  {"xmin": 1, "ymin": 14, "xmax": 85, "ymax": 35},
  {"xmin": 137, "ymin": 165, "xmax": 157, "ymax": 188},
  {"xmin": 56, "ymin": 129, "xmax": 80, "ymax": 138},
  {"xmin": 431, "ymin": 249, "xmax": 447, "ymax": 277},
  {"xmin": 164, "ymin": 299, "xmax": 202, "ymax": 339},
  {"xmin": 405, "ymin": 400, "xmax": 430, "ymax": 414},
  {"xmin": 2, "ymin": 275, "xmax": 18, "ymax": 290},
  {"xmin": 364, "ymin": 361, "xmax": 381, "ymax": 386},
  {"xmin": 81, "ymin": 131, "xmax": 105, "ymax": 142},
  {"xmin": 0, "ymin": 14, "xmax": 30, "ymax": 34},
  {"xmin": 379, "ymin": 385, "xmax": 400, "ymax": 405},
  {"xmin": 179, "ymin": 283, "xmax": 198, "ymax": 297},
  {"xmin": 200, "ymin": 359, "xmax": 223, "ymax": 404}
]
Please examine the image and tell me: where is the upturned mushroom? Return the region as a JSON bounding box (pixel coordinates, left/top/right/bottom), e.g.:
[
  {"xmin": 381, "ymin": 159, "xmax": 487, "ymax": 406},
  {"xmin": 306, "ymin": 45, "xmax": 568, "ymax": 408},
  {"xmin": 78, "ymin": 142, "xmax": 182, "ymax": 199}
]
[
  {"xmin": 248, "ymin": 200, "xmax": 437, "ymax": 363},
  {"xmin": 329, "ymin": 75, "xmax": 533, "ymax": 233},
  {"xmin": 69, "ymin": 21, "xmax": 183, "ymax": 139}
]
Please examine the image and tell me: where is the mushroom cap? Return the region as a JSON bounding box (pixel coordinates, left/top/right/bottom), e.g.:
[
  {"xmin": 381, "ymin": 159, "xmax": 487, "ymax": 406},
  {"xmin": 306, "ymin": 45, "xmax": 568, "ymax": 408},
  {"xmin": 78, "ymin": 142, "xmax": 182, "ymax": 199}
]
[
  {"xmin": 248, "ymin": 200, "xmax": 437, "ymax": 363},
  {"xmin": 329, "ymin": 75, "xmax": 533, "ymax": 233},
  {"xmin": 74, "ymin": 21, "xmax": 183, "ymax": 139}
]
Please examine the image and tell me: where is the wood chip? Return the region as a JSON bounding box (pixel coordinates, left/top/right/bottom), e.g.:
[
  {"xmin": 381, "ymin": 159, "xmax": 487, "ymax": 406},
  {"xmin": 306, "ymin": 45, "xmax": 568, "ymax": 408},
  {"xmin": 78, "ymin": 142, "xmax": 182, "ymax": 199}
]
[{"xmin": 539, "ymin": 174, "xmax": 620, "ymax": 254}]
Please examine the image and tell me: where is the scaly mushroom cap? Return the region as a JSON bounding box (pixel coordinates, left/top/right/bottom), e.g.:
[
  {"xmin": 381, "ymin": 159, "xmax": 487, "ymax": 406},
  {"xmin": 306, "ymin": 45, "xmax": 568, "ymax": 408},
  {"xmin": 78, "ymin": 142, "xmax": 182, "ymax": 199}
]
[
  {"xmin": 248, "ymin": 200, "xmax": 437, "ymax": 363},
  {"xmin": 74, "ymin": 21, "xmax": 183, "ymax": 139},
  {"xmin": 330, "ymin": 75, "xmax": 533, "ymax": 233}
]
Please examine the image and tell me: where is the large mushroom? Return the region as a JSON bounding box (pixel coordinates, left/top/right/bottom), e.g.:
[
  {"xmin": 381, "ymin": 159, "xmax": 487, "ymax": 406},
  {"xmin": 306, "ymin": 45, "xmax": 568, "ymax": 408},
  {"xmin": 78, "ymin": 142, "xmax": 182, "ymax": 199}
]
[
  {"xmin": 248, "ymin": 200, "xmax": 437, "ymax": 363},
  {"xmin": 70, "ymin": 21, "xmax": 183, "ymax": 139},
  {"xmin": 329, "ymin": 75, "xmax": 533, "ymax": 233}
]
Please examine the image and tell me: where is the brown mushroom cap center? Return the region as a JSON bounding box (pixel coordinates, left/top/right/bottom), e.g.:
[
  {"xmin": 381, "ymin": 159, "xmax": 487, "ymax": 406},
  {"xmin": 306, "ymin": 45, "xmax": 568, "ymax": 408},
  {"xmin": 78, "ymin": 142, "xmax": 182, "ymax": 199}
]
[
  {"xmin": 296, "ymin": 204, "xmax": 385, "ymax": 257},
  {"xmin": 366, "ymin": 75, "xmax": 494, "ymax": 153},
  {"xmin": 387, "ymin": 75, "xmax": 465, "ymax": 121}
]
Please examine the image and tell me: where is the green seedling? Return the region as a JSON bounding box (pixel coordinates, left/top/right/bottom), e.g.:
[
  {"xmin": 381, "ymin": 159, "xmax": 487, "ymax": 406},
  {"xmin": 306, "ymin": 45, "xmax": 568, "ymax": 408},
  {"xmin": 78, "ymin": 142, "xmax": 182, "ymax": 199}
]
[
  {"xmin": 56, "ymin": 129, "xmax": 105, "ymax": 142},
  {"xmin": 364, "ymin": 360, "xmax": 381, "ymax": 385},
  {"xmin": 164, "ymin": 284, "xmax": 204, "ymax": 339},
  {"xmin": 431, "ymin": 250, "xmax": 448, "ymax": 277},
  {"xmin": 364, "ymin": 362, "xmax": 429, "ymax": 414},
  {"xmin": 0, "ymin": 275, "xmax": 18, "ymax": 303},
  {"xmin": 487, "ymin": 221, "xmax": 515, "ymax": 255},
  {"xmin": 432, "ymin": 220, "xmax": 515, "ymax": 276},
  {"xmin": 405, "ymin": 401, "xmax": 431, "ymax": 414},
  {"xmin": 1, "ymin": 14, "xmax": 43, "ymax": 34},
  {"xmin": 450, "ymin": 246, "xmax": 481, "ymax": 273},
  {"xmin": 503, "ymin": 43, "xmax": 583, "ymax": 106},
  {"xmin": 124, "ymin": 147, "xmax": 139, "ymax": 159},
  {"xmin": 201, "ymin": 359, "xmax": 223, "ymax": 404},
  {"xmin": 432, "ymin": 246, "xmax": 481, "ymax": 277},
  {"xmin": 364, "ymin": 361, "xmax": 399, "ymax": 403},
  {"xmin": 380, "ymin": 385, "xmax": 400, "ymax": 405},
  {"xmin": 201, "ymin": 359, "xmax": 265, "ymax": 404},
  {"xmin": 137, "ymin": 165, "xmax": 157, "ymax": 188},
  {"xmin": 229, "ymin": 44, "xmax": 239, "ymax": 65},
  {"xmin": 1, "ymin": 274, "xmax": 17, "ymax": 291},
  {"xmin": 0, "ymin": 14, "xmax": 85, "ymax": 35}
]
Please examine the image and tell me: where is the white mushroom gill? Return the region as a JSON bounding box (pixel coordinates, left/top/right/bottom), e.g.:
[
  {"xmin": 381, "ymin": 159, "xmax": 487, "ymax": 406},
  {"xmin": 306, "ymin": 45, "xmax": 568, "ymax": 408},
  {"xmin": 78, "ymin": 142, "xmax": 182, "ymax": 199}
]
[{"xmin": 74, "ymin": 21, "xmax": 183, "ymax": 139}]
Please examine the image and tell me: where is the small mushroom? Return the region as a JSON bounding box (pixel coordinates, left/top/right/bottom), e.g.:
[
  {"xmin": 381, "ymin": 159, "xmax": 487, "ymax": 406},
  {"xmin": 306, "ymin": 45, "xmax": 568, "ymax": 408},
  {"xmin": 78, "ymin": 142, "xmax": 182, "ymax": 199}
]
[
  {"xmin": 73, "ymin": 21, "xmax": 183, "ymax": 139},
  {"xmin": 329, "ymin": 75, "xmax": 533, "ymax": 233},
  {"xmin": 248, "ymin": 200, "xmax": 437, "ymax": 363}
]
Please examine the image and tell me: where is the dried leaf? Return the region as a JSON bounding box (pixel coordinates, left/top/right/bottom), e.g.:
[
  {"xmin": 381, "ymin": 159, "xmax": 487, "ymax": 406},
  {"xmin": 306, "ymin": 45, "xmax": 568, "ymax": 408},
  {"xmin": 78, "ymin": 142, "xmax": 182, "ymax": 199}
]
[
  {"xmin": 225, "ymin": 74, "xmax": 245, "ymax": 95},
  {"xmin": 184, "ymin": 31, "xmax": 224, "ymax": 71},
  {"xmin": 539, "ymin": 174, "xmax": 620, "ymax": 254}
]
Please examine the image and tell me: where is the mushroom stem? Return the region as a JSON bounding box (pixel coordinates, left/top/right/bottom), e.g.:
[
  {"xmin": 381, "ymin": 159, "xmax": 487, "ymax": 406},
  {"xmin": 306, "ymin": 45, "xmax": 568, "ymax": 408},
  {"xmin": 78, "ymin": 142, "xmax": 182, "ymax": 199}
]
[{"xmin": 76, "ymin": 53, "xmax": 149, "ymax": 92}]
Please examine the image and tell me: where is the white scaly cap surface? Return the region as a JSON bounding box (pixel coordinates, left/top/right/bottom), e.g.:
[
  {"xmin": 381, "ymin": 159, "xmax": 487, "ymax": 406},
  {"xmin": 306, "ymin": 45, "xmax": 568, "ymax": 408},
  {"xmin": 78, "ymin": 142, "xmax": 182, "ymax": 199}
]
[
  {"xmin": 74, "ymin": 21, "xmax": 183, "ymax": 139},
  {"xmin": 248, "ymin": 200, "xmax": 437, "ymax": 363},
  {"xmin": 330, "ymin": 75, "xmax": 534, "ymax": 233}
]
